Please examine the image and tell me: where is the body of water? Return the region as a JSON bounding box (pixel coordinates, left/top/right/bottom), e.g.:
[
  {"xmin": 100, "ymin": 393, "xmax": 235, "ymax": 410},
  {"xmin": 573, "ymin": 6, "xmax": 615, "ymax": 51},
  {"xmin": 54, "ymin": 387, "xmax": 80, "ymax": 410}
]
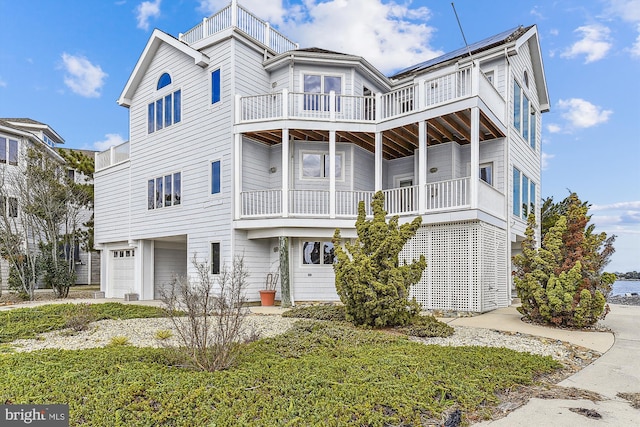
[{"xmin": 611, "ymin": 280, "xmax": 640, "ymax": 296}]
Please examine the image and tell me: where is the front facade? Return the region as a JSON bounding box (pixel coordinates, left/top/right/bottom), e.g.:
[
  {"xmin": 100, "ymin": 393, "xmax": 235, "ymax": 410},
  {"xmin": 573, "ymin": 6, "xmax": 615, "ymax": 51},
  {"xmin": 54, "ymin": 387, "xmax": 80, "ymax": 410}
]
[{"xmin": 95, "ymin": 1, "xmax": 549, "ymax": 312}]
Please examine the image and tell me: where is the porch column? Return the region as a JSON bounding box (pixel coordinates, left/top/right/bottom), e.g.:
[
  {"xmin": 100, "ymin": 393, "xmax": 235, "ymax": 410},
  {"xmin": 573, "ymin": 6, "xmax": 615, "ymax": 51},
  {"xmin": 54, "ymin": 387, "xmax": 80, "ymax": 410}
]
[
  {"xmin": 282, "ymin": 128, "xmax": 289, "ymax": 217},
  {"xmin": 234, "ymin": 133, "xmax": 242, "ymax": 219},
  {"xmin": 374, "ymin": 131, "xmax": 382, "ymax": 191},
  {"xmin": 279, "ymin": 236, "xmax": 292, "ymax": 308},
  {"xmin": 470, "ymin": 106, "xmax": 480, "ymax": 209},
  {"xmin": 418, "ymin": 120, "xmax": 427, "ymax": 213},
  {"xmin": 329, "ymin": 130, "xmax": 336, "ymax": 218}
]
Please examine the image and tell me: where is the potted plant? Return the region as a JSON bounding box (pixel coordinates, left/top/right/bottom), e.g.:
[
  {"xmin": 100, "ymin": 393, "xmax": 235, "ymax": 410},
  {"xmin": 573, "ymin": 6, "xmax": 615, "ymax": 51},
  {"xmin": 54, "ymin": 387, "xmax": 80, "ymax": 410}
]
[{"xmin": 259, "ymin": 272, "xmax": 278, "ymax": 306}]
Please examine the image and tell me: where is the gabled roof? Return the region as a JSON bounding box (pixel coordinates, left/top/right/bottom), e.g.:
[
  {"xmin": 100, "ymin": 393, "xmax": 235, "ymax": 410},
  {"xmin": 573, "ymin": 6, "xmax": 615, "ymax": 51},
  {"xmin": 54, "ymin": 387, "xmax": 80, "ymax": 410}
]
[
  {"xmin": 1, "ymin": 117, "xmax": 65, "ymax": 144},
  {"xmin": 0, "ymin": 119, "xmax": 65, "ymax": 162},
  {"xmin": 390, "ymin": 26, "xmax": 529, "ymax": 80},
  {"xmin": 118, "ymin": 29, "xmax": 210, "ymax": 107}
]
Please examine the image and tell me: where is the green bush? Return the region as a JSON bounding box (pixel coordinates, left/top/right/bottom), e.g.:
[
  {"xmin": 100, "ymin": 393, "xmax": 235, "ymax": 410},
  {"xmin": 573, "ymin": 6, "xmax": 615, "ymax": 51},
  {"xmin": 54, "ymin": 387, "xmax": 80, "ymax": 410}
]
[
  {"xmin": 333, "ymin": 191, "xmax": 425, "ymax": 328},
  {"xmin": 0, "ymin": 323, "xmax": 559, "ymax": 426},
  {"xmin": 397, "ymin": 315, "xmax": 454, "ymax": 338},
  {"xmin": 282, "ymin": 305, "xmax": 346, "ymax": 321}
]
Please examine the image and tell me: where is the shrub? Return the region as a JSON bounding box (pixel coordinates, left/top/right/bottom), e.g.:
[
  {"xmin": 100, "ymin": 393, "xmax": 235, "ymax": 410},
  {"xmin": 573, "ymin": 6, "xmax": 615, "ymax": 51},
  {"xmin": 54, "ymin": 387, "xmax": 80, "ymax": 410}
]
[
  {"xmin": 160, "ymin": 255, "xmax": 253, "ymax": 371},
  {"xmin": 64, "ymin": 303, "xmax": 96, "ymax": 332},
  {"xmin": 513, "ymin": 193, "xmax": 615, "ymax": 327},
  {"xmin": 397, "ymin": 315, "xmax": 454, "ymax": 338},
  {"xmin": 282, "ymin": 304, "xmax": 346, "ymax": 321},
  {"xmin": 108, "ymin": 336, "xmax": 131, "ymax": 346},
  {"xmin": 333, "ymin": 191, "xmax": 425, "ymax": 328}
]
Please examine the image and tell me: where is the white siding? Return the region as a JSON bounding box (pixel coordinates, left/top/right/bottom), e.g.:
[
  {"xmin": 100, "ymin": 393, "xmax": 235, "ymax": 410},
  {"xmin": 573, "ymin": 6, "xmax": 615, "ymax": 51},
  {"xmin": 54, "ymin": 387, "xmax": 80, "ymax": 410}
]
[
  {"xmin": 153, "ymin": 242, "xmax": 187, "ymax": 299},
  {"xmin": 353, "ymin": 145, "xmax": 374, "ymax": 191}
]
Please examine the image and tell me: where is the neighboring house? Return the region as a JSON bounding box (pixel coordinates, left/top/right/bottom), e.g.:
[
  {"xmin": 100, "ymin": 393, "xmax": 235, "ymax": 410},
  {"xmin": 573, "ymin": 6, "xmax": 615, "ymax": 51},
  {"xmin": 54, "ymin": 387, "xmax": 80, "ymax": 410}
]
[
  {"xmin": 94, "ymin": 1, "xmax": 549, "ymax": 312},
  {"xmin": 0, "ymin": 118, "xmax": 99, "ymax": 289}
]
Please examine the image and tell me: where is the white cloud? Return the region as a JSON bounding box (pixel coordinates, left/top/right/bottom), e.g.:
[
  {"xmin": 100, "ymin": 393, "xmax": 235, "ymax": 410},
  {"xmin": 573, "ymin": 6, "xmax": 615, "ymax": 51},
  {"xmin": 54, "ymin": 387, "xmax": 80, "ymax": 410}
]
[
  {"xmin": 591, "ymin": 201, "xmax": 640, "ymax": 211},
  {"xmin": 0, "ymin": 77, "xmax": 6, "ymax": 87},
  {"xmin": 546, "ymin": 123, "xmax": 561, "ymax": 133},
  {"xmin": 556, "ymin": 98, "xmax": 612, "ymax": 129},
  {"xmin": 541, "ymin": 152, "xmax": 554, "ymax": 170},
  {"xmin": 561, "ymin": 24, "xmax": 612, "ymax": 63},
  {"xmin": 136, "ymin": 0, "xmax": 161, "ymax": 31},
  {"xmin": 198, "ymin": 0, "xmax": 441, "ymax": 74},
  {"xmin": 605, "ymin": 1, "xmax": 640, "ymax": 57},
  {"xmin": 94, "ymin": 133, "xmax": 126, "ymax": 151},
  {"xmin": 60, "ymin": 53, "xmax": 108, "ymax": 98}
]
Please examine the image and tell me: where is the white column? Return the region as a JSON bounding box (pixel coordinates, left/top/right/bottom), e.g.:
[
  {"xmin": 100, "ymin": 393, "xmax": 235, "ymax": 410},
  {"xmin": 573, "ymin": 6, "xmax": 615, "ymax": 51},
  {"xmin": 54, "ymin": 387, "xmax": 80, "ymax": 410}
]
[
  {"xmin": 418, "ymin": 120, "xmax": 427, "ymax": 213},
  {"xmin": 374, "ymin": 132, "xmax": 382, "ymax": 191},
  {"xmin": 234, "ymin": 133, "xmax": 242, "ymax": 219},
  {"xmin": 329, "ymin": 130, "xmax": 336, "ymax": 218},
  {"xmin": 470, "ymin": 106, "xmax": 480, "ymax": 209},
  {"xmin": 282, "ymin": 128, "xmax": 289, "ymax": 217},
  {"xmin": 231, "ymin": 0, "xmax": 237, "ymax": 27}
]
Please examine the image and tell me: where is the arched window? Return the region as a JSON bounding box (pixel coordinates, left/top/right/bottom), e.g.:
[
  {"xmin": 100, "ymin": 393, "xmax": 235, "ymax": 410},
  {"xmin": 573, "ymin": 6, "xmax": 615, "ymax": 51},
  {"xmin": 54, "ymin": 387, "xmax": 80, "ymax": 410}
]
[{"xmin": 157, "ymin": 73, "xmax": 172, "ymax": 90}]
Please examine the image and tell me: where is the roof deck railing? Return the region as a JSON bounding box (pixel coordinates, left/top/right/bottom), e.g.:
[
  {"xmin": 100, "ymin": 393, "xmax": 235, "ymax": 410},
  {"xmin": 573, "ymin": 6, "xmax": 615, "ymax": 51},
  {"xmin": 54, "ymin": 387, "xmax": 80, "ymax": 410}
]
[{"xmin": 179, "ymin": 1, "xmax": 298, "ymax": 54}]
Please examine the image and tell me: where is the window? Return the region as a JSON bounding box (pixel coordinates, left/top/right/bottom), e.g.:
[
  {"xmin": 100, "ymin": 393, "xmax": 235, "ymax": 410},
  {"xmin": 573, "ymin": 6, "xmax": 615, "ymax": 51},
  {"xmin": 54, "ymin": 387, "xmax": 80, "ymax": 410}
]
[
  {"xmin": 513, "ymin": 79, "xmax": 536, "ymax": 150},
  {"xmin": 513, "ymin": 167, "xmax": 535, "ymax": 220},
  {"xmin": 303, "ymin": 74, "xmax": 342, "ymax": 111},
  {"xmin": 67, "ymin": 169, "xmax": 75, "ymax": 182},
  {"xmin": 148, "ymin": 89, "xmax": 181, "ymax": 134},
  {"xmin": 0, "ymin": 137, "xmax": 18, "ymax": 165},
  {"xmin": 302, "ymin": 241, "xmax": 335, "ymax": 265},
  {"xmin": 211, "ymin": 160, "xmax": 221, "ymax": 194},
  {"xmin": 484, "ymin": 70, "xmax": 495, "ymax": 85},
  {"xmin": 301, "ymin": 152, "xmax": 343, "ymax": 179},
  {"xmin": 148, "ymin": 172, "xmax": 181, "ymax": 210},
  {"xmin": 157, "ymin": 73, "xmax": 172, "ymax": 90},
  {"xmin": 211, "ymin": 69, "xmax": 221, "ymax": 104},
  {"xmin": 211, "ymin": 242, "xmax": 220, "ymax": 274},
  {"xmin": 480, "ymin": 163, "xmax": 493, "ymax": 186}
]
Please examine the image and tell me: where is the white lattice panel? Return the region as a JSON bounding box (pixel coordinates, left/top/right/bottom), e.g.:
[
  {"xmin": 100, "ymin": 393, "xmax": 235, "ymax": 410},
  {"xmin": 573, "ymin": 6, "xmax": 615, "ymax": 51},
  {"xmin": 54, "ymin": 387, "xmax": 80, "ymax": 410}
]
[{"xmin": 404, "ymin": 221, "xmax": 509, "ymax": 313}]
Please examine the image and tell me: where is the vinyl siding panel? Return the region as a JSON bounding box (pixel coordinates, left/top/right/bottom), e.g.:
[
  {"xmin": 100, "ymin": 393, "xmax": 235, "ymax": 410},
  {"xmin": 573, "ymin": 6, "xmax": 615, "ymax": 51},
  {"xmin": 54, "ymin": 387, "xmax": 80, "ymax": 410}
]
[
  {"xmin": 94, "ymin": 162, "xmax": 131, "ymax": 243},
  {"xmin": 353, "ymin": 145, "xmax": 374, "ymax": 191},
  {"xmin": 153, "ymin": 243, "xmax": 187, "ymax": 299}
]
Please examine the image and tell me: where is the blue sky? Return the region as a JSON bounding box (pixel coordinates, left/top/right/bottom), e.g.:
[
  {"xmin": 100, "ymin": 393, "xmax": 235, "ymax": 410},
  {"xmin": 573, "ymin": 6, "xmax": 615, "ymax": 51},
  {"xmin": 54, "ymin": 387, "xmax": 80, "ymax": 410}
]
[{"xmin": 0, "ymin": 0, "xmax": 638, "ymax": 272}]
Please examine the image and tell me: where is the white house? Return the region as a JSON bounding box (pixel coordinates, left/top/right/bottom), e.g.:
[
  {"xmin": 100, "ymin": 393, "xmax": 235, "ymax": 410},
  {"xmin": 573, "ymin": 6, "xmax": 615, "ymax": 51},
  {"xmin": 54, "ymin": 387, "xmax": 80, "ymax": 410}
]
[
  {"xmin": 94, "ymin": 1, "xmax": 549, "ymax": 312},
  {"xmin": 0, "ymin": 118, "xmax": 99, "ymax": 289}
]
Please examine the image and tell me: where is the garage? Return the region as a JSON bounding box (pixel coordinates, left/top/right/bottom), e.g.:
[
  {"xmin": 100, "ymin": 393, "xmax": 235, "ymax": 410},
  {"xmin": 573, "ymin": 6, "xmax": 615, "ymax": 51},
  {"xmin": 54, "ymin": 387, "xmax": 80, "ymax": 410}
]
[{"xmin": 109, "ymin": 248, "xmax": 135, "ymax": 298}]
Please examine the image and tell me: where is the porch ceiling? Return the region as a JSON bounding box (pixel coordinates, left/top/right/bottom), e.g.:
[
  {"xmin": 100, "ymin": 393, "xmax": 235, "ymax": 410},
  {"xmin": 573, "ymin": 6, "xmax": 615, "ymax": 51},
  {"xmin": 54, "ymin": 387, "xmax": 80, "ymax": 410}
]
[{"xmin": 243, "ymin": 109, "xmax": 505, "ymax": 160}]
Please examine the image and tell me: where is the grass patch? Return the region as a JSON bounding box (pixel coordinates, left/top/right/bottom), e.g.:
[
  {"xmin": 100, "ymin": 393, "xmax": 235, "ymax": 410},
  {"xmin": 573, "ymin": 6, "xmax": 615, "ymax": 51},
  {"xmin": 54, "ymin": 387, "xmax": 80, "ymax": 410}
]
[
  {"xmin": 0, "ymin": 321, "xmax": 560, "ymax": 426},
  {"xmin": 0, "ymin": 303, "xmax": 168, "ymax": 343},
  {"xmin": 282, "ymin": 304, "xmax": 346, "ymax": 321}
]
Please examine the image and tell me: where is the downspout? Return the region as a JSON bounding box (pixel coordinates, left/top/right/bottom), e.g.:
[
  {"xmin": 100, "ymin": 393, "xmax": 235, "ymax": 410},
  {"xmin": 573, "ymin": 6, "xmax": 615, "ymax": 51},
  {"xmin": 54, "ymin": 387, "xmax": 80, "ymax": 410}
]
[{"xmin": 504, "ymin": 46, "xmax": 513, "ymax": 303}]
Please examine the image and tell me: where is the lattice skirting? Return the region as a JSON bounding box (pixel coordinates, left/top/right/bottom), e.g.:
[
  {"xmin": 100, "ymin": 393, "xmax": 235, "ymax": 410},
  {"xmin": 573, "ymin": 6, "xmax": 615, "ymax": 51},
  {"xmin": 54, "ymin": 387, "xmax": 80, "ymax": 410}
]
[{"xmin": 401, "ymin": 221, "xmax": 508, "ymax": 312}]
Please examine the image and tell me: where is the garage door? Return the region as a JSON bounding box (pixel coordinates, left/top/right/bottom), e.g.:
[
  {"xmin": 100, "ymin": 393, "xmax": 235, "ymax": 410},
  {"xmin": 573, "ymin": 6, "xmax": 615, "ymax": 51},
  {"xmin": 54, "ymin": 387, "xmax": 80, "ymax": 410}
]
[{"xmin": 110, "ymin": 249, "xmax": 135, "ymax": 298}]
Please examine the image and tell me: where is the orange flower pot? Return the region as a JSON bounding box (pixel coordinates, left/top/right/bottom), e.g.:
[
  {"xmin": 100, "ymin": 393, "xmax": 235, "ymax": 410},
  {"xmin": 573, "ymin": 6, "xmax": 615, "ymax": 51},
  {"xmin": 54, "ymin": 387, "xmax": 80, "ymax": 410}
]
[{"xmin": 259, "ymin": 289, "xmax": 276, "ymax": 306}]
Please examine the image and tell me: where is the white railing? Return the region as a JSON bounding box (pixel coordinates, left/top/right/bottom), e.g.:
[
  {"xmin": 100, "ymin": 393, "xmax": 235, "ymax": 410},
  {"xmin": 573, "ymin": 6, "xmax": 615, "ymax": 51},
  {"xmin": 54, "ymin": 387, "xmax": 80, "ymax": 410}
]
[
  {"xmin": 383, "ymin": 186, "xmax": 418, "ymax": 215},
  {"xmin": 241, "ymin": 189, "xmax": 281, "ymax": 217},
  {"xmin": 241, "ymin": 93, "xmax": 284, "ymax": 121},
  {"xmin": 478, "ymin": 71, "xmax": 506, "ymax": 121},
  {"xmin": 239, "ymin": 178, "xmax": 476, "ymax": 219},
  {"xmin": 336, "ymin": 191, "xmax": 373, "ymax": 216},
  {"xmin": 238, "ymin": 67, "xmax": 487, "ymax": 124},
  {"xmin": 180, "ymin": 3, "xmax": 298, "ymax": 54},
  {"xmin": 95, "ymin": 141, "xmax": 130, "ymax": 172},
  {"xmin": 478, "ymin": 180, "xmax": 505, "ymax": 219},
  {"xmin": 289, "ymin": 190, "xmax": 330, "ymax": 216},
  {"xmin": 425, "ymin": 177, "xmax": 469, "ymax": 210},
  {"xmin": 380, "ymin": 85, "xmax": 416, "ymax": 119}
]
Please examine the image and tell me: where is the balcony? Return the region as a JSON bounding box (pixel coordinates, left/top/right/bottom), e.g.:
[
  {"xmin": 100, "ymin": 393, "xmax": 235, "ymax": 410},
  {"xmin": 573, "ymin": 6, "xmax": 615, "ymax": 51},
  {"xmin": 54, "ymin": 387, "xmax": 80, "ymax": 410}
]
[
  {"xmin": 238, "ymin": 66, "xmax": 505, "ymax": 127},
  {"xmin": 95, "ymin": 141, "xmax": 130, "ymax": 172},
  {"xmin": 240, "ymin": 178, "xmax": 472, "ymax": 219}
]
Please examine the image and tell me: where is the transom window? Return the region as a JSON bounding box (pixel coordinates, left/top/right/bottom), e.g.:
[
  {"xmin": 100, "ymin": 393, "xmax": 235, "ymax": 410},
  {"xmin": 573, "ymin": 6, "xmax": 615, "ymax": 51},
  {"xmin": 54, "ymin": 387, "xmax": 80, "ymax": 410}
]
[
  {"xmin": 157, "ymin": 73, "xmax": 172, "ymax": 90},
  {"xmin": 301, "ymin": 151, "xmax": 343, "ymax": 179},
  {"xmin": 0, "ymin": 136, "xmax": 18, "ymax": 165},
  {"xmin": 513, "ymin": 167, "xmax": 536, "ymax": 219},
  {"xmin": 147, "ymin": 172, "xmax": 181, "ymax": 210},
  {"xmin": 302, "ymin": 241, "xmax": 335, "ymax": 265},
  {"xmin": 303, "ymin": 74, "xmax": 342, "ymax": 111}
]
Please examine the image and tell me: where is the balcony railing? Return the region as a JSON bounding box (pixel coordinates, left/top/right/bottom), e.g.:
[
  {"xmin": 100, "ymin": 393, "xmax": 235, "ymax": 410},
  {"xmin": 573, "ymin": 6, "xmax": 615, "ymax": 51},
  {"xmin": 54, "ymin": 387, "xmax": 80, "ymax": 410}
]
[
  {"xmin": 95, "ymin": 141, "xmax": 130, "ymax": 172},
  {"xmin": 238, "ymin": 65, "xmax": 504, "ymax": 125},
  {"xmin": 180, "ymin": 2, "xmax": 298, "ymax": 54},
  {"xmin": 240, "ymin": 178, "xmax": 471, "ymax": 218}
]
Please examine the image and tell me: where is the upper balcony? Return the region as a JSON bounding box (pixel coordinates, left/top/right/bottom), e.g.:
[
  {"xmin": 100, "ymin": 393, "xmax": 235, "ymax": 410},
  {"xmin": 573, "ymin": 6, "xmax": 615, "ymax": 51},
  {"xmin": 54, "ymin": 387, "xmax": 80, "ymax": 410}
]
[
  {"xmin": 237, "ymin": 65, "xmax": 505, "ymax": 130},
  {"xmin": 95, "ymin": 141, "xmax": 130, "ymax": 172}
]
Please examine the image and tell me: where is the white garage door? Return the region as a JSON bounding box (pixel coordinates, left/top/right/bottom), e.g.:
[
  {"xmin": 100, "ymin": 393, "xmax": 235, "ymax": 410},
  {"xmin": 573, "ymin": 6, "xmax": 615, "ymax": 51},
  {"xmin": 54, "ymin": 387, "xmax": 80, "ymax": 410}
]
[{"xmin": 110, "ymin": 249, "xmax": 135, "ymax": 298}]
